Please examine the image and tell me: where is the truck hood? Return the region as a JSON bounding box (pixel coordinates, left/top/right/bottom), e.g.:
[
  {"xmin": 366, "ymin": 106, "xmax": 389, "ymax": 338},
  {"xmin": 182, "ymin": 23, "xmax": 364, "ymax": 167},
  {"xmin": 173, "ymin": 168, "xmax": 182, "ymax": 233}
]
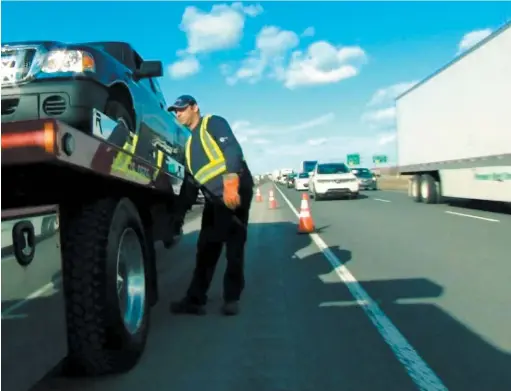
[{"xmin": 2, "ymin": 41, "xmax": 67, "ymax": 50}]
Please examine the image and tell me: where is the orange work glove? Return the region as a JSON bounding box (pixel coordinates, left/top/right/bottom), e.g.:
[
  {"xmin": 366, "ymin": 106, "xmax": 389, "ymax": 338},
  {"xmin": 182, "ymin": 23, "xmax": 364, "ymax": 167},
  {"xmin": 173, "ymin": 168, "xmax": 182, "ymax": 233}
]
[{"xmin": 223, "ymin": 173, "xmax": 241, "ymax": 210}]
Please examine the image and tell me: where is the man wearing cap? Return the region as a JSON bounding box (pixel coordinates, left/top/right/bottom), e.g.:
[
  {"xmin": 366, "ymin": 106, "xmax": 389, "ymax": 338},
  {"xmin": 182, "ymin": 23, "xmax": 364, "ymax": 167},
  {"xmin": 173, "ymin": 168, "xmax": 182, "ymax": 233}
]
[{"xmin": 169, "ymin": 95, "xmax": 254, "ymax": 316}]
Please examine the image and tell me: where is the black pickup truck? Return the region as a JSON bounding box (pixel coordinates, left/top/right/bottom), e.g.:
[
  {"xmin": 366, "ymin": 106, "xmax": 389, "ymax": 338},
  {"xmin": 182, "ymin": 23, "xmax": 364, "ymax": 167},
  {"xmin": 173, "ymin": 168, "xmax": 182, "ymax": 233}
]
[{"xmin": 1, "ymin": 41, "xmax": 194, "ymax": 391}]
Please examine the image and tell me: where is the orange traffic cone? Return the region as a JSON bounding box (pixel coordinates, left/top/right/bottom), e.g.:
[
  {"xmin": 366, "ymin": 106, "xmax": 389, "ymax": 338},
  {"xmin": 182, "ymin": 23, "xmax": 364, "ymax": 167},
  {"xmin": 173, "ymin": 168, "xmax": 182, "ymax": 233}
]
[
  {"xmin": 268, "ymin": 189, "xmax": 277, "ymax": 209},
  {"xmin": 255, "ymin": 187, "xmax": 263, "ymax": 202},
  {"xmin": 298, "ymin": 193, "xmax": 315, "ymax": 234}
]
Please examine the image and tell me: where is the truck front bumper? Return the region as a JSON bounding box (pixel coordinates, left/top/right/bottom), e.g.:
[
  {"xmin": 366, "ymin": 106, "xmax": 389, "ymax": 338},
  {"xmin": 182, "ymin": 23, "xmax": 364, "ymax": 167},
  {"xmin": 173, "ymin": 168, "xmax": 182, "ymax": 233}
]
[{"xmin": 1, "ymin": 78, "xmax": 109, "ymax": 130}]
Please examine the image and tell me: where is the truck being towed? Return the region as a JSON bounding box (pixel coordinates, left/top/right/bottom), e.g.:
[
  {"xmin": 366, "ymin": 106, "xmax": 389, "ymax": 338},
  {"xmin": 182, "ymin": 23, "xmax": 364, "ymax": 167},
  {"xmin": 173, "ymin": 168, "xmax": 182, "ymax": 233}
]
[{"xmin": 1, "ymin": 40, "xmax": 193, "ymax": 391}]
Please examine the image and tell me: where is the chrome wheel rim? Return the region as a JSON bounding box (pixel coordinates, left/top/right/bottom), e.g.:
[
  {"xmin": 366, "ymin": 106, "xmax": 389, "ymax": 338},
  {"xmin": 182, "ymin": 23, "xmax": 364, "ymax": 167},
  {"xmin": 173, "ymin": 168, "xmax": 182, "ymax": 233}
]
[
  {"xmin": 420, "ymin": 180, "xmax": 429, "ymax": 200},
  {"xmin": 116, "ymin": 228, "xmax": 146, "ymax": 335}
]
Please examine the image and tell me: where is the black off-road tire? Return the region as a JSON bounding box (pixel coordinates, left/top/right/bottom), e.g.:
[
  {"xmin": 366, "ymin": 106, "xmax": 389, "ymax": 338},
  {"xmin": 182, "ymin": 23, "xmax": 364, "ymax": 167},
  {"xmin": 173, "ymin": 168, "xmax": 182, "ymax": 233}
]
[
  {"xmin": 105, "ymin": 100, "xmax": 134, "ymax": 130},
  {"xmin": 60, "ymin": 197, "xmax": 151, "ymax": 376}
]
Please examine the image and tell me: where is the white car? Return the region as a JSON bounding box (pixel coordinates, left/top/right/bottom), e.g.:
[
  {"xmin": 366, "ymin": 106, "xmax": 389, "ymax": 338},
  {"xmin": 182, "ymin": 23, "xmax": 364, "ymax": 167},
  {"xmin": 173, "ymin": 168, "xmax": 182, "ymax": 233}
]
[
  {"xmin": 308, "ymin": 162, "xmax": 359, "ymax": 200},
  {"xmin": 294, "ymin": 172, "xmax": 310, "ymax": 191}
]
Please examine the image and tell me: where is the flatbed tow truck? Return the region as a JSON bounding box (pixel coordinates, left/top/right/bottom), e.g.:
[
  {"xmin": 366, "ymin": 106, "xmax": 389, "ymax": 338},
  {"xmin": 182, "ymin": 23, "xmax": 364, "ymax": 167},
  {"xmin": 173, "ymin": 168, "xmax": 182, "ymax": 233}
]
[
  {"xmin": 2, "ymin": 114, "xmax": 191, "ymax": 391},
  {"xmin": 1, "ymin": 40, "xmax": 193, "ymax": 391}
]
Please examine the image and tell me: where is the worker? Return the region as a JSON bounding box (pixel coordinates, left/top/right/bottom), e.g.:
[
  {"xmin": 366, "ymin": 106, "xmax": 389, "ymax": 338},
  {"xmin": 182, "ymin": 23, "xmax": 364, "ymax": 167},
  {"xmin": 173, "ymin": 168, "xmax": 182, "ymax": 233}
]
[{"xmin": 168, "ymin": 95, "xmax": 254, "ymax": 316}]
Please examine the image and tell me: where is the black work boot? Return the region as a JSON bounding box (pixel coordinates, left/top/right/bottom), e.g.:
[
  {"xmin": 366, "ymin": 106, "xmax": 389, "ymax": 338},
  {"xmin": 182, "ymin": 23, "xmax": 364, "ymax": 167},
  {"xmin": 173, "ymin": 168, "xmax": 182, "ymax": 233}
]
[
  {"xmin": 221, "ymin": 301, "xmax": 240, "ymax": 316},
  {"xmin": 170, "ymin": 297, "xmax": 206, "ymax": 315}
]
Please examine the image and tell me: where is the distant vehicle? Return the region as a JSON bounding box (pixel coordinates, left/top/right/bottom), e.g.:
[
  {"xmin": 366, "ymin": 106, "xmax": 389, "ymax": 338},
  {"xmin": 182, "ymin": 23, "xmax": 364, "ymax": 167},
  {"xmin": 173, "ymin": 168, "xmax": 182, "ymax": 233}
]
[
  {"xmin": 351, "ymin": 168, "xmax": 378, "ymax": 190},
  {"xmin": 278, "ymin": 168, "xmax": 293, "ymax": 184},
  {"xmin": 286, "ymin": 173, "xmax": 297, "ymax": 188},
  {"xmin": 309, "ymin": 162, "xmax": 359, "ymax": 200},
  {"xmin": 294, "ymin": 172, "xmax": 310, "ymax": 191},
  {"xmin": 396, "ymin": 22, "xmax": 511, "ymax": 205}
]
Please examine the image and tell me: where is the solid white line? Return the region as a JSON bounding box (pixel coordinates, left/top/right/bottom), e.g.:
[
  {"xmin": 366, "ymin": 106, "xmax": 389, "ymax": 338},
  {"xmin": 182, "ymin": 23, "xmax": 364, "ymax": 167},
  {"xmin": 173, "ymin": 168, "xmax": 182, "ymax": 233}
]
[
  {"xmin": 374, "ymin": 198, "xmax": 391, "ymax": 203},
  {"xmin": 273, "ymin": 185, "xmax": 448, "ymax": 391},
  {"xmin": 445, "ymin": 211, "xmax": 499, "ymax": 223},
  {"xmin": 1, "ymin": 279, "xmax": 60, "ymax": 318}
]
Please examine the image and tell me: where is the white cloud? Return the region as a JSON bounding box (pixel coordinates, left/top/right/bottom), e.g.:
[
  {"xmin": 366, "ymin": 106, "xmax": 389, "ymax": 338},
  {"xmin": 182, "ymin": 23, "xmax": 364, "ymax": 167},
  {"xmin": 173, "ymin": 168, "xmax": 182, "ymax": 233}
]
[
  {"xmin": 231, "ymin": 120, "xmax": 251, "ymax": 132},
  {"xmin": 224, "ymin": 27, "xmax": 366, "ymax": 89},
  {"xmin": 286, "ymin": 112, "xmax": 335, "ymax": 131},
  {"xmin": 251, "ymin": 138, "xmax": 270, "ymax": 144},
  {"xmin": 230, "ymin": 112, "xmax": 335, "ymax": 148},
  {"xmin": 457, "ymin": 28, "xmax": 492, "ymax": 54},
  {"xmin": 378, "ymin": 132, "xmax": 397, "ymax": 146},
  {"xmin": 367, "ymin": 81, "xmax": 418, "ymax": 107},
  {"xmin": 168, "ymin": 2, "xmax": 262, "ymax": 79},
  {"xmin": 263, "ymin": 133, "xmax": 395, "ymax": 162},
  {"xmin": 301, "ymin": 27, "xmax": 315, "ymax": 38},
  {"xmin": 282, "ymin": 41, "xmax": 366, "ymax": 89},
  {"xmin": 231, "ymin": 2, "xmax": 263, "ymax": 17},
  {"xmin": 307, "ymin": 137, "xmax": 327, "ymax": 146},
  {"xmin": 362, "ymin": 81, "xmax": 418, "ymax": 130},
  {"xmin": 225, "ymin": 25, "xmax": 300, "ymax": 85},
  {"xmin": 168, "ymin": 56, "xmax": 200, "ymax": 79},
  {"xmin": 236, "ymin": 116, "xmax": 396, "ymax": 173},
  {"xmin": 181, "ymin": 2, "xmax": 262, "ymax": 54},
  {"xmin": 362, "ymin": 107, "xmax": 396, "ymax": 128}
]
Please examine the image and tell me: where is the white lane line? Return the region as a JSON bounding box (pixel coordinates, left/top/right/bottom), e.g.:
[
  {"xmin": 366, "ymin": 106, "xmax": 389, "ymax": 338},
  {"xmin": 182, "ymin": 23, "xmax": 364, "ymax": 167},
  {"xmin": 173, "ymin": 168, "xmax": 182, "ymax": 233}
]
[
  {"xmin": 1, "ymin": 279, "xmax": 60, "ymax": 318},
  {"xmin": 374, "ymin": 198, "xmax": 391, "ymax": 203},
  {"xmin": 273, "ymin": 185, "xmax": 448, "ymax": 391},
  {"xmin": 445, "ymin": 211, "xmax": 499, "ymax": 223}
]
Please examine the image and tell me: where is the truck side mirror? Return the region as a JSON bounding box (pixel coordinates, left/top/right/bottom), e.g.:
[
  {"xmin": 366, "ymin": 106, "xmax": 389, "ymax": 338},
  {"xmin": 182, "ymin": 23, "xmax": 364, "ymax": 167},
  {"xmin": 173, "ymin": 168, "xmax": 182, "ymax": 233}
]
[{"xmin": 134, "ymin": 61, "xmax": 163, "ymax": 79}]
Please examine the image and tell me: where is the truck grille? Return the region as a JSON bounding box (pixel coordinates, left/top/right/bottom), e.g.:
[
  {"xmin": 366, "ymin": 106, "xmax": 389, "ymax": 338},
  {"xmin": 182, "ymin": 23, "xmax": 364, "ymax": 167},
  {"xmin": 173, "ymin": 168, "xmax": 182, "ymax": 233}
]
[
  {"xmin": 1, "ymin": 46, "xmax": 38, "ymax": 86},
  {"xmin": 43, "ymin": 95, "xmax": 67, "ymax": 116}
]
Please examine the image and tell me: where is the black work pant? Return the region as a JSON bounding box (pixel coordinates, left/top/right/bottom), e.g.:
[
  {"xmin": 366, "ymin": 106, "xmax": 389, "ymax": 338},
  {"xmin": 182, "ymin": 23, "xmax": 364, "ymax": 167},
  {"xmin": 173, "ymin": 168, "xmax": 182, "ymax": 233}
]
[{"xmin": 186, "ymin": 187, "xmax": 253, "ymax": 305}]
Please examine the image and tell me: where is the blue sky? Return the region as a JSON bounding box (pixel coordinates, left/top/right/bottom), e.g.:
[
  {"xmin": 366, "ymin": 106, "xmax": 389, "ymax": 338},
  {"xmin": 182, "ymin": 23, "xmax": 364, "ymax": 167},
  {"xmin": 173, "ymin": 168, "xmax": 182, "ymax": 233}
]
[{"xmin": 3, "ymin": 1, "xmax": 511, "ymax": 174}]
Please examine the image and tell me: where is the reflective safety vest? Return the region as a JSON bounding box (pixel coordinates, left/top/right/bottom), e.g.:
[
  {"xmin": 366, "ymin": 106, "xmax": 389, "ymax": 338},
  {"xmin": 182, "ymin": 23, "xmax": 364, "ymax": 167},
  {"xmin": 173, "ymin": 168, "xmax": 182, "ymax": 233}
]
[{"xmin": 184, "ymin": 115, "xmax": 227, "ymax": 185}]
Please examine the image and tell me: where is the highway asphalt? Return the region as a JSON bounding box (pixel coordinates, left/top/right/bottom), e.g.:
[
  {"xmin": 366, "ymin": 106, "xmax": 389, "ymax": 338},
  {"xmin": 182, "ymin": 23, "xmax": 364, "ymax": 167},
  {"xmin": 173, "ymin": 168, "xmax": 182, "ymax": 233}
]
[{"xmin": 34, "ymin": 183, "xmax": 510, "ymax": 391}]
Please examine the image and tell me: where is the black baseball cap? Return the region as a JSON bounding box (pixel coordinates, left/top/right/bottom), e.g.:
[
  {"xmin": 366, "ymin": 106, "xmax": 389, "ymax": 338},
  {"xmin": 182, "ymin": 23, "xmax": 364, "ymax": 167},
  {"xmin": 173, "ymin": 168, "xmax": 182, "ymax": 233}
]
[{"xmin": 167, "ymin": 94, "xmax": 197, "ymax": 112}]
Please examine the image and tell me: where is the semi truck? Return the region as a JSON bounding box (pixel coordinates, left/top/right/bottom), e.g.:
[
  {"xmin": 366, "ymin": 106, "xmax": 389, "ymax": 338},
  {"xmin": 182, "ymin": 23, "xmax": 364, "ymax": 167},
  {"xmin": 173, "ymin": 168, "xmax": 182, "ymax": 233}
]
[
  {"xmin": 1, "ymin": 40, "xmax": 194, "ymax": 391},
  {"xmin": 395, "ymin": 21, "xmax": 511, "ymax": 205}
]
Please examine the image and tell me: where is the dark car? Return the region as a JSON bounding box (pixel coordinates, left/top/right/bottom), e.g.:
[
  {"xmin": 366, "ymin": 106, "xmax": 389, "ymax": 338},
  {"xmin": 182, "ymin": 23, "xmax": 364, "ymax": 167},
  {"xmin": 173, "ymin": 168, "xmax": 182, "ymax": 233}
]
[
  {"xmin": 351, "ymin": 167, "xmax": 378, "ymax": 190},
  {"xmin": 1, "ymin": 41, "xmax": 190, "ymax": 174},
  {"xmin": 286, "ymin": 173, "xmax": 297, "ymax": 188}
]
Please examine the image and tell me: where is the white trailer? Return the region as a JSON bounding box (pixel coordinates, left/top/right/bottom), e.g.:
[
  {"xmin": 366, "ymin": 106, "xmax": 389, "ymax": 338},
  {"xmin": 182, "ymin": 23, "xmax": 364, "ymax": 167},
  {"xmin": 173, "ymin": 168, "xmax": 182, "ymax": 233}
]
[{"xmin": 396, "ymin": 21, "xmax": 511, "ymax": 204}]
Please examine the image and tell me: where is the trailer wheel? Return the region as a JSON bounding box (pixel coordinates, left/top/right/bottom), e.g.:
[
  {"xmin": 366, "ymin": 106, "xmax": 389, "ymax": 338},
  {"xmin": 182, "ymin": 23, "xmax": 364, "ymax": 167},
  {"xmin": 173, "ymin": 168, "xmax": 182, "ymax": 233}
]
[
  {"xmin": 420, "ymin": 174, "xmax": 438, "ymax": 204},
  {"xmin": 61, "ymin": 198, "xmax": 150, "ymax": 376},
  {"xmin": 410, "ymin": 174, "xmax": 422, "ymax": 202}
]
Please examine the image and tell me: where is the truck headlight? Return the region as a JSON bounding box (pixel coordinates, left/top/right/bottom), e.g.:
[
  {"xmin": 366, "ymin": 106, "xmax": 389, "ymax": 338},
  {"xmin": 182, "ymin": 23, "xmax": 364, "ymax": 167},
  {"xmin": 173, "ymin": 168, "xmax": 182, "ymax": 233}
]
[{"xmin": 41, "ymin": 50, "xmax": 96, "ymax": 73}]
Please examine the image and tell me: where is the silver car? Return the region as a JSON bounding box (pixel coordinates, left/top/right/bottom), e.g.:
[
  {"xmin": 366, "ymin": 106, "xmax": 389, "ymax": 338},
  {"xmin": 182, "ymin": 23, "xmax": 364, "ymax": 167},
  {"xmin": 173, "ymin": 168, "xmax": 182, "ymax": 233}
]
[{"xmin": 351, "ymin": 168, "xmax": 378, "ymax": 190}]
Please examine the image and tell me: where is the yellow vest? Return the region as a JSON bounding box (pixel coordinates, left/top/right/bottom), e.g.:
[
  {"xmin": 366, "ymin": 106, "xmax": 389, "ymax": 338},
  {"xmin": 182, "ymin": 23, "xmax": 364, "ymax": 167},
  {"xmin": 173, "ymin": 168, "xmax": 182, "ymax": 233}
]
[{"xmin": 185, "ymin": 115, "xmax": 227, "ymax": 185}]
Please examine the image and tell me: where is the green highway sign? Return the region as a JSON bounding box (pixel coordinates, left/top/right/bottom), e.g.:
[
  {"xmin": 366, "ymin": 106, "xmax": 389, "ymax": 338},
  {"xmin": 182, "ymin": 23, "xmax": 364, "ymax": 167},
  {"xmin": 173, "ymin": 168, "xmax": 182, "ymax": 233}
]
[
  {"xmin": 372, "ymin": 155, "xmax": 388, "ymax": 164},
  {"xmin": 347, "ymin": 153, "xmax": 360, "ymax": 166}
]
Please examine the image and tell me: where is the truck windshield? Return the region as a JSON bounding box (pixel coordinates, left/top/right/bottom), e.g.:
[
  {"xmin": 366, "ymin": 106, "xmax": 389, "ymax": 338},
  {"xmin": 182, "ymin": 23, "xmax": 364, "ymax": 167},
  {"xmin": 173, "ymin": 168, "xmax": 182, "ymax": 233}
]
[
  {"xmin": 298, "ymin": 172, "xmax": 309, "ymax": 178},
  {"xmin": 317, "ymin": 163, "xmax": 350, "ymax": 174}
]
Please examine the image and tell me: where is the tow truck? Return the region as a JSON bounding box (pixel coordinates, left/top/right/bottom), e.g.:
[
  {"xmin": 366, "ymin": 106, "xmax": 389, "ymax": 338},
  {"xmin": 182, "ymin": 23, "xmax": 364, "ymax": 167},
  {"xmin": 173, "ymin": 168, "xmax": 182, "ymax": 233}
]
[{"xmin": 1, "ymin": 41, "xmax": 193, "ymax": 391}]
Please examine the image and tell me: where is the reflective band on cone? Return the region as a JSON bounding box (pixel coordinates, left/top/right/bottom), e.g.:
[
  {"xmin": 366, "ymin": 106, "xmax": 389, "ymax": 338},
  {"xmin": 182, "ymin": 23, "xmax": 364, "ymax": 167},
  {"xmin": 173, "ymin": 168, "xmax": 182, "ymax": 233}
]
[
  {"xmin": 256, "ymin": 187, "xmax": 263, "ymax": 202},
  {"xmin": 268, "ymin": 189, "xmax": 277, "ymax": 209}
]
